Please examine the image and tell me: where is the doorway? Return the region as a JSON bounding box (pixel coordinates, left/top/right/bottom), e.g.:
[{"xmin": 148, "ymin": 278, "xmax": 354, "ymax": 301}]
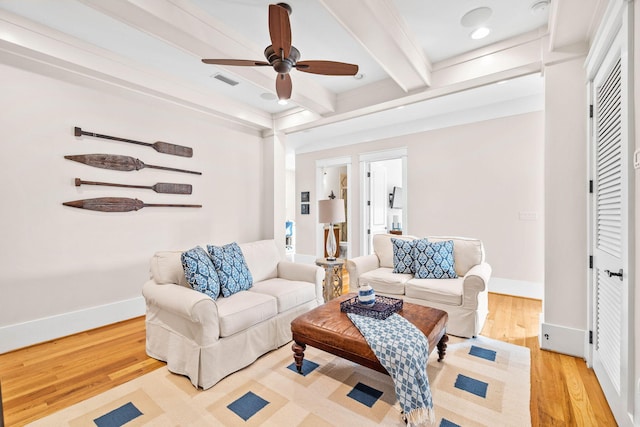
[
  {"xmin": 360, "ymin": 148, "xmax": 407, "ymax": 255},
  {"xmin": 316, "ymin": 157, "xmax": 351, "ymax": 259}
]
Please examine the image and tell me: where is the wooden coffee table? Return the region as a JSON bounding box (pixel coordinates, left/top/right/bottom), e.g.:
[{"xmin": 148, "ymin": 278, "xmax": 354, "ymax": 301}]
[{"xmin": 290, "ymin": 293, "xmax": 448, "ymax": 375}]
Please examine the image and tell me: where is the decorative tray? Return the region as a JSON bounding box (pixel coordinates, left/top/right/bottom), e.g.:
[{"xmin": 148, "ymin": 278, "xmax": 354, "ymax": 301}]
[{"xmin": 340, "ymin": 295, "xmax": 403, "ymax": 320}]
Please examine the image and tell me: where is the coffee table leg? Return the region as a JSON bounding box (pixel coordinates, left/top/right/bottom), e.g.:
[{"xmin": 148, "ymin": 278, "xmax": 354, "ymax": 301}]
[
  {"xmin": 437, "ymin": 334, "xmax": 449, "ymax": 362},
  {"xmin": 292, "ymin": 341, "xmax": 306, "ymax": 374}
]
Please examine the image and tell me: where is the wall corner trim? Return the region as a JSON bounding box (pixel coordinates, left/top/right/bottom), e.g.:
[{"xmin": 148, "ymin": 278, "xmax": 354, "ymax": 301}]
[{"xmin": 0, "ymin": 297, "xmax": 145, "ymax": 354}]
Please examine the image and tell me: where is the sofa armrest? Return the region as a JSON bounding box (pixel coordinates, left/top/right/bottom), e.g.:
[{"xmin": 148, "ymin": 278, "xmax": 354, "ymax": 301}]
[
  {"xmin": 461, "ymin": 262, "xmax": 492, "ymax": 308},
  {"xmin": 345, "ymin": 254, "xmax": 380, "ymax": 288},
  {"xmin": 278, "ymin": 261, "xmax": 325, "ymax": 304},
  {"xmin": 142, "ymin": 280, "xmax": 220, "ymax": 341}
]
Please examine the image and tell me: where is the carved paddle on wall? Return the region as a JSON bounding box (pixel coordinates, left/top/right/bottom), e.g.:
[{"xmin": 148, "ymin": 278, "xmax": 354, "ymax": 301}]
[
  {"xmin": 75, "ymin": 127, "xmax": 193, "ymax": 158},
  {"xmin": 74, "ymin": 178, "xmax": 192, "ymax": 194},
  {"xmin": 65, "ymin": 154, "xmax": 202, "ymax": 175},
  {"xmin": 63, "ymin": 197, "xmax": 202, "ymax": 212}
]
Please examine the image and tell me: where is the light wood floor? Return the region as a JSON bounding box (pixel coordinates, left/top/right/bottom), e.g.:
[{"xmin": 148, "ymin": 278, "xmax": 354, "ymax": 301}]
[{"xmin": 0, "ymin": 293, "xmax": 615, "ymax": 426}]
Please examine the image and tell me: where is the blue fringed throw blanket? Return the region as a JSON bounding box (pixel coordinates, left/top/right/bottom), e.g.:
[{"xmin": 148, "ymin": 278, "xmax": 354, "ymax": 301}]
[{"xmin": 347, "ymin": 313, "xmax": 435, "ymax": 426}]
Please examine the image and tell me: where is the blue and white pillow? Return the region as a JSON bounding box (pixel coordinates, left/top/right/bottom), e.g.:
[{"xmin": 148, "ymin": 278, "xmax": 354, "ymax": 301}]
[
  {"xmin": 413, "ymin": 240, "xmax": 457, "ymax": 279},
  {"xmin": 207, "ymin": 242, "xmax": 253, "ymax": 297},
  {"xmin": 392, "ymin": 238, "xmax": 416, "ymax": 274},
  {"xmin": 181, "ymin": 246, "xmax": 220, "ymax": 300}
]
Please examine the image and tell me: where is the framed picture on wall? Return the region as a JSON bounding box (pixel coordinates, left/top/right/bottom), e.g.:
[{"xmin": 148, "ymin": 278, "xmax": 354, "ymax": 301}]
[
  {"xmin": 301, "ymin": 191, "xmax": 310, "ymax": 203},
  {"xmin": 301, "ymin": 204, "xmax": 310, "ymax": 215}
]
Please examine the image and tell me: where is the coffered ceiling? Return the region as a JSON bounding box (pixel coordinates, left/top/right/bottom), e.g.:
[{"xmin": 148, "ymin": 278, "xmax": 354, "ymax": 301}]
[{"xmin": 0, "ymin": 0, "xmax": 606, "ymax": 154}]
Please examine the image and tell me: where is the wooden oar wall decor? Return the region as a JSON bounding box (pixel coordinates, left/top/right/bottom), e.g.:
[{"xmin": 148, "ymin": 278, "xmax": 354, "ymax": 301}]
[
  {"xmin": 65, "ymin": 127, "xmax": 201, "ymax": 212},
  {"xmin": 64, "ymin": 154, "xmax": 202, "ymax": 176},
  {"xmin": 75, "ymin": 127, "xmax": 193, "ymax": 158},
  {"xmin": 63, "ymin": 197, "xmax": 201, "ymax": 212},
  {"xmin": 75, "ymin": 178, "xmax": 192, "ymax": 194}
]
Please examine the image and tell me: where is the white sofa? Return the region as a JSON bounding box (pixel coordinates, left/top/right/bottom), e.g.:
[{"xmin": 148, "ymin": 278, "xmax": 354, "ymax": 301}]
[
  {"xmin": 346, "ymin": 234, "xmax": 491, "ymax": 338},
  {"xmin": 142, "ymin": 239, "xmax": 324, "ymax": 389}
]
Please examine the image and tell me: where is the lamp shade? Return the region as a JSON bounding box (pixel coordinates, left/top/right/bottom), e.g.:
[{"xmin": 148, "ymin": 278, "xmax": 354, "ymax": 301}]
[{"xmin": 318, "ymin": 199, "xmax": 345, "ymax": 224}]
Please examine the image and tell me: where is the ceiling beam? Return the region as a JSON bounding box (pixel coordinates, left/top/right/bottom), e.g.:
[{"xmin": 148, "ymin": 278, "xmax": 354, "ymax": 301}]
[
  {"xmin": 319, "ymin": 0, "xmax": 431, "ymax": 92},
  {"xmin": 80, "ymin": 0, "xmax": 338, "ymax": 115}
]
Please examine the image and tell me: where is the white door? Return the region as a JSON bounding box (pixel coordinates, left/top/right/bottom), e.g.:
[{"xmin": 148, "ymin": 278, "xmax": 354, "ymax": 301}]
[
  {"xmin": 367, "ymin": 161, "xmax": 388, "ymax": 254},
  {"xmin": 590, "ymin": 28, "xmax": 632, "ymax": 426}
]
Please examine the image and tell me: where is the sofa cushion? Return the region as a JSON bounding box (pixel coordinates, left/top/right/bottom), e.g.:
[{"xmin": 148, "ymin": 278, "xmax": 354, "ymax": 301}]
[
  {"xmin": 405, "ymin": 277, "xmax": 464, "ymax": 305},
  {"xmin": 214, "ymin": 291, "xmax": 277, "ymax": 337},
  {"xmin": 373, "ymin": 234, "xmax": 417, "ymax": 268},
  {"xmin": 359, "ymin": 267, "xmax": 411, "ymax": 295},
  {"xmin": 414, "ymin": 240, "xmax": 457, "ymax": 279},
  {"xmin": 150, "ymin": 251, "xmax": 189, "ymax": 287},
  {"xmin": 239, "ymin": 240, "xmax": 281, "ymax": 283},
  {"xmin": 428, "ymin": 236, "xmax": 484, "ymax": 277},
  {"xmin": 249, "ymin": 278, "xmax": 316, "ymax": 313},
  {"xmin": 208, "ymin": 242, "xmax": 254, "ymax": 297},
  {"xmin": 392, "ymin": 238, "xmax": 416, "ymax": 273},
  {"xmin": 181, "ymin": 246, "xmax": 220, "ymax": 300}
]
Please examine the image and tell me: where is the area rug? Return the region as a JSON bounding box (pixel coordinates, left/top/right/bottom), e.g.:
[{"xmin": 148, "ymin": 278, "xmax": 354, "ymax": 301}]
[{"xmin": 28, "ymin": 336, "xmax": 530, "ymax": 426}]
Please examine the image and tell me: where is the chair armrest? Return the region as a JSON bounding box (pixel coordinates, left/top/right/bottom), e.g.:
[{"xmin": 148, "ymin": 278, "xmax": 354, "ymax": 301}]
[
  {"xmin": 461, "ymin": 262, "xmax": 492, "ymax": 308},
  {"xmin": 345, "ymin": 254, "xmax": 380, "ymax": 288},
  {"xmin": 142, "ymin": 280, "xmax": 220, "ymax": 341},
  {"xmin": 278, "ymin": 261, "xmax": 325, "ymax": 304}
]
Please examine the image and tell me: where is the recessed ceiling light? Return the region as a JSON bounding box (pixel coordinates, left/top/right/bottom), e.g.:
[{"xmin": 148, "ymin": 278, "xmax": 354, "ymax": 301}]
[
  {"xmin": 460, "ymin": 7, "xmax": 492, "ymax": 27},
  {"xmin": 278, "ymin": 99, "xmax": 288, "ymax": 105},
  {"xmin": 354, "ymin": 73, "xmax": 365, "ymax": 80},
  {"xmin": 470, "ymin": 27, "xmax": 491, "ymax": 40}
]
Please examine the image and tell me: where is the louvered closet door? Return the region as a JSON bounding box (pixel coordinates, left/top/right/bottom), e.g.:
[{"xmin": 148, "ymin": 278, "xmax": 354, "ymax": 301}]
[{"xmin": 591, "ymin": 36, "xmax": 631, "ymax": 424}]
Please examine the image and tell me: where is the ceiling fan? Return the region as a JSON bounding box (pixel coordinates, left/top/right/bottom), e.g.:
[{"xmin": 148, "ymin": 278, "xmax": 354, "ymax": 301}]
[{"xmin": 201, "ymin": 2, "xmax": 359, "ymax": 101}]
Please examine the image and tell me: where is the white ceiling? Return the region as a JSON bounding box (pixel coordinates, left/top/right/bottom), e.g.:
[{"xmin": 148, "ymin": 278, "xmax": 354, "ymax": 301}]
[{"xmin": 0, "ymin": 0, "xmax": 605, "ymax": 158}]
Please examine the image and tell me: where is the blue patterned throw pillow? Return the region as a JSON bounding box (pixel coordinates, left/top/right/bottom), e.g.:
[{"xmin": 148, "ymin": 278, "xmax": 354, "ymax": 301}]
[
  {"xmin": 413, "ymin": 240, "xmax": 458, "ymax": 279},
  {"xmin": 207, "ymin": 242, "xmax": 253, "ymax": 297},
  {"xmin": 181, "ymin": 246, "xmax": 220, "ymax": 300},
  {"xmin": 392, "ymin": 238, "xmax": 416, "ymax": 274}
]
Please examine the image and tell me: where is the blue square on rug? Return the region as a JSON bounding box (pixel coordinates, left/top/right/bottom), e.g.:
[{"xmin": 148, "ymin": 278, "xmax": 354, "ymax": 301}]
[
  {"xmin": 454, "ymin": 374, "xmax": 488, "ymax": 398},
  {"xmin": 93, "ymin": 401, "xmax": 142, "ymax": 427},
  {"xmin": 286, "ymin": 359, "xmax": 319, "ymax": 376},
  {"xmin": 347, "ymin": 382, "xmax": 384, "ymax": 407},
  {"xmin": 440, "ymin": 419, "xmax": 461, "ymax": 427},
  {"xmin": 227, "ymin": 391, "xmax": 269, "ymax": 421},
  {"xmin": 469, "ymin": 345, "xmax": 497, "ymax": 361}
]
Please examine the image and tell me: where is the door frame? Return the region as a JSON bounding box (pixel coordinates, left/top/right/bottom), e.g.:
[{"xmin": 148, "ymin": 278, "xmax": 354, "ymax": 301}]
[
  {"xmin": 359, "ymin": 148, "xmax": 408, "ymax": 256},
  {"xmin": 315, "ymin": 156, "xmax": 352, "ymax": 258},
  {"xmin": 584, "ymin": 0, "xmax": 635, "ymax": 424}
]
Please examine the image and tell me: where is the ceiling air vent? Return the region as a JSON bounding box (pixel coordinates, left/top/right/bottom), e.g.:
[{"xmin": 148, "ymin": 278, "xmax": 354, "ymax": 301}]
[{"xmin": 212, "ymin": 73, "xmax": 239, "ymax": 86}]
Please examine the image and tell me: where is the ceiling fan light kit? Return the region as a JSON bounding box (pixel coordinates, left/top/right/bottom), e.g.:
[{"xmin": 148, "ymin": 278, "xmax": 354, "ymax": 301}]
[{"xmin": 201, "ymin": 3, "xmax": 359, "ymax": 101}]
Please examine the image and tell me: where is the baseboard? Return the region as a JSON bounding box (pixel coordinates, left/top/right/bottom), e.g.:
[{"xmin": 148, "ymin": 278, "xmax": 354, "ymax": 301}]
[
  {"xmin": 0, "ymin": 296, "xmax": 145, "ymax": 354},
  {"xmin": 488, "ymin": 277, "xmax": 543, "ymax": 300},
  {"xmin": 539, "ymin": 322, "xmax": 586, "ymax": 358}
]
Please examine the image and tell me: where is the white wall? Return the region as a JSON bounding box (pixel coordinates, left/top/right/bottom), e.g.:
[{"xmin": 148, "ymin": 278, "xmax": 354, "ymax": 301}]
[
  {"xmin": 0, "ymin": 64, "xmax": 265, "ymax": 351},
  {"xmin": 634, "ymin": 2, "xmax": 640, "ymax": 420},
  {"xmin": 296, "ymin": 111, "xmax": 545, "ymax": 291},
  {"xmin": 540, "ymin": 56, "xmax": 588, "ymax": 357}
]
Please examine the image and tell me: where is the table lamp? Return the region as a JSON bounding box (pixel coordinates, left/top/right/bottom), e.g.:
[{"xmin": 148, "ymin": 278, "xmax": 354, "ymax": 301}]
[{"xmin": 318, "ymin": 198, "xmax": 345, "ymax": 260}]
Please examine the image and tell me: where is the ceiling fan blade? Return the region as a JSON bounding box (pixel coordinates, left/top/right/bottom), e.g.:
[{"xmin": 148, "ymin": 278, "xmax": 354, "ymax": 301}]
[
  {"xmin": 296, "ymin": 60, "xmax": 359, "ymax": 76},
  {"xmin": 276, "ymin": 73, "xmax": 292, "ymax": 100},
  {"xmin": 269, "ymin": 4, "xmax": 291, "ymax": 59},
  {"xmin": 202, "ymin": 59, "xmax": 270, "ymax": 66}
]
